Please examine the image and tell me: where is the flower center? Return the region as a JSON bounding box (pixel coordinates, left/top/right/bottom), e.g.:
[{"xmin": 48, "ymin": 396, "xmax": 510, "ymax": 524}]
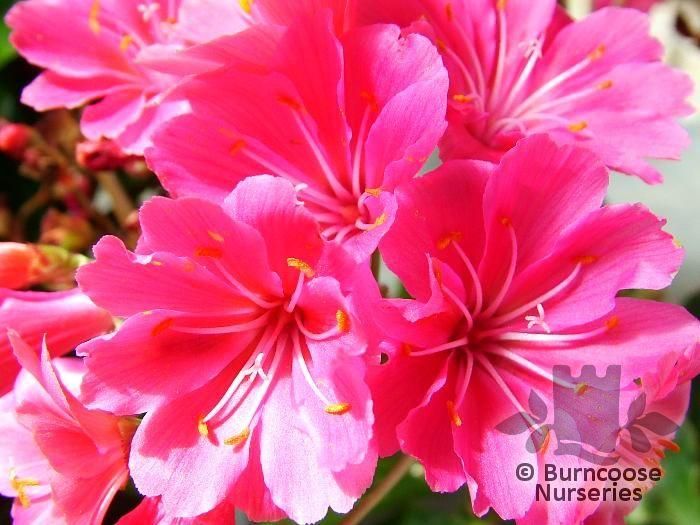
[
  {"xmin": 149, "ymin": 251, "xmax": 353, "ymax": 447},
  {"xmin": 405, "ymin": 219, "xmax": 618, "ymax": 427}
]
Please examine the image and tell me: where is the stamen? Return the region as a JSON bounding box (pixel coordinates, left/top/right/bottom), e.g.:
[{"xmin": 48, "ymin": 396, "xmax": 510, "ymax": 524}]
[
  {"xmin": 325, "ymin": 403, "xmax": 352, "ymax": 415},
  {"xmin": 452, "ymin": 93, "xmax": 474, "ymax": 104},
  {"xmin": 287, "ymin": 257, "xmax": 315, "ymax": 278},
  {"xmin": 477, "ymin": 354, "xmax": 536, "ymax": 427},
  {"xmin": 575, "ymin": 383, "xmax": 589, "ymax": 395},
  {"xmin": 239, "ymin": 0, "xmax": 253, "ymax": 13},
  {"xmin": 491, "ymin": 262, "xmax": 582, "ymax": 326},
  {"xmin": 494, "ymin": 317, "xmax": 618, "ymax": 345},
  {"xmin": 151, "ymin": 318, "xmax": 173, "ymax": 337},
  {"xmin": 482, "ymin": 220, "xmax": 518, "ymax": 318},
  {"xmin": 201, "ymin": 322, "xmax": 282, "ymax": 427},
  {"xmin": 172, "ymin": 311, "xmax": 272, "ymax": 335},
  {"xmin": 286, "ymin": 271, "xmax": 306, "ymax": 313},
  {"xmin": 197, "ymin": 416, "xmax": 209, "ymax": 437},
  {"xmin": 437, "ymin": 231, "xmax": 462, "ymax": 250},
  {"xmin": 453, "ymin": 352, "xmax": 474, "ymax": 412},
  {"xmin": 452, "ymin": 242, "xmax": 484, "ymax": 315},
  {"xmin": 119, "ymin": 34, "xmax": 133, "ymax": 52},
  {"xmin": 293, "ymin": 331, "xmax": 340, "ymax": 408},
  {"xmin": 356, "ymin": 213, "xmax": 387, "ymax": 231},
  {"xmin": 352, "ymin": 106, "xmax": 372, "ymax": 196},
  {"xmin": 525, "ymin": 304, "xmax": 551, "ymax": 333},
  {"xmin": 598, "ymin": 79, "xmax": 613, "ymax": 90},
  {"xmin": 658, "ymin": 439, "xmax": 680, "ymax": 453},
  {"xmin": 214, "ymin": 260, "xmax": 281, "ymax": 309},
  {"xmin": 289, "ymin": 111, "xmax": 352, "ymax": 200},
  {"xmin": 195, "ymin": 246, "xmax": 223, "ymax": 259},
  {"xmin": 365, "ymin": 188, "xmax": 382, "ymax": 198},
  {"xmin": 360, "ymin": 91, "xmax": 379, "ymax": 113},
  {"xmin": 567, "ymin": 121, "xmax": 588, "ymax": 133},
  {"xmin": 489, "ymin": 3, "xmax": 509, "ymax": 110},
  {"xmin": 9, "ymin": 468, "xmax": 40, "ymax": 509},
  {"xmin": 208, "ymin": 231, "xmax": 225, "ymax": 243},
  {"xmin": 408, "ymin": 337, "xmax": 468, "ymax": 357},
  {"xmin": 224, "ymin": 427, "xmax": 250, "ymax": 447},
  {"xmin": 442, "ymin": 285, "xmax": 474, "ymax": 331},
  {"xmin": 588, "ymin": 44, "xmax": 606, "ymax": 61},
  {"xmin": 486, "ymin": 345, "xmax": 575, "ymax": 388},
  {"xmin": 295, "ymin": 313, "xmax": 342, "ymax": 341},
  {"xmin": 446, "ymin": 400, "xmax": 462, "ymax": 426},
  {"xmin": 336, "ymin": 310, "xmax": 350, "ymax": 333},
  {"xmin": 445, "ymin": 3, "xmax": 454, "ymax": 21},
  {"xmin": 89, "ymin": 0, "xmax": 101, "ymax": 34}
]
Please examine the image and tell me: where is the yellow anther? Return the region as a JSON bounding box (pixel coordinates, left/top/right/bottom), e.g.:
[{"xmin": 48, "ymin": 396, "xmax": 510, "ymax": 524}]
[
  {"xmin": 605, "ymin": 316, "xmax": 619, "ymax": 330},
  {"xmin": 659, "ymin": 439, "xmax": 680, "ymax": 453},
  {"xmin": 89, "ymin": 0, "xmax": 101, "ymax": 34},
  {"xmin": 597, "ymin": 79, "xmax": 613, "ymax": 90},
  {"xmin": 197, "ymin": 416, "xmax": 209, "ymax": 437},
  {"xmin": 9, "ymin": 468, "xmax": 40, "ymax": 509},
  {"xmin": 435, "ymin": 38, "xmax": 447, "ymax": 52},
  {"xmin": 287, "ymin": 257, "xmax": 315, "ymax": 278},
  {"xmin": 277, "ymin": 94, "xmax": 303, "ymax": 111},
  {"xmin": 496, "ymin": 0, "xmax": 508, "ymax": 10},
  {"xmin": 120, "ymin": 34, "xmax": 133, "ymax": 52},
  {"xmin": 369, "ymin": 213, "xmax": 387, "ymax": 230},
  {"xmin": 208, "ymin": 231, "xmax": 225, "ymax": 243},
  {"xmin": 452, "ymin": 93, "xmax": 474, "ymax": 103},
  {"xmin": 360, "ymin": 91, "xmax": 379, "ymax": 113},
  {"xmin": 230, "ymin": 139, "xmax": 246, "ymax": 156},
  {"xmin": 365, "ymin": 187, "xmax": 382, "ymax": 198},
  {"xmin": 325, "ymin": 402, "xmax": 351, "ymax": 415},
  {"xmin": 575, "ymin": 255, "xmax": 598, "ymax": 265},
  {"xmin": 195, "ymin": 246, "xmax": 223, "ymax": 259},
  {"xmin": 588, "ymin": 44, "xmax": 606, "ymax": 61},
  {"xmin": 437, "ymin": 231, "xmax": 462, "ymax": 250},
  {"xmin": 239, "ymin": 0, "xmax": 253, "ymax": 14},
  {"xmin": 224, "ymin": 427, "xmax": 250, "ymax": 446},
  {"xmin": 575, "ymin": 383, "xmax": 589, "ymax": 396},
  {"xmin": 673, "ymin": 237, "xmax": 683, "ymax": 248},
  {"xmin": 150, "ymin": 260, "xmax": 163, "ymax": 267},
  {"xmin": 568, "ymin": 121, "xmax": 588, "ymax": 133},
  {"xmin": 446, "ymin": 400, "xmax": 462, "ymax": 427},
  {"xmin": 539, "ymin": 428, "xmax": 552, "ymax": 454},
  {"xmin": 143, "ymin": 310, "xmax": 153, "ymax": 316},
  {"xmin": 336, "ymin": 310, "xmax": 351, "ymax": 333},
  {"xmin": 500, "ymin": 216, "xmax": 512, "ymax": 227},
  {"xmin": 445, "ymin": 3, "xmax": 454, "ymax": 21},
  {"xmin": 151, "ymin": 318, "xmax": 173, "ymax": 337}
]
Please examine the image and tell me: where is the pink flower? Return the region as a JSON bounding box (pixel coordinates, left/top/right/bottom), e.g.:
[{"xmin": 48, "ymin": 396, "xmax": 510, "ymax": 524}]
[
  {"xmin": 594, "ymin": 0, "xmax": 660, "ymax": 12},
  {"xmin": 77, "ymin": 175, "xmax": 379, "ymax": 522},
  {"xmin": 5, "ymin": 0, "xmax": 250, "ymax": 153},
  {"xmin": 118, "ymin": 496, "xmax": 236, "ymax": 524},
  {"xmin": 0, "ymin": 289, "xmax": 114, "ymax": 396},
  {"xmin": 0, "ymin": 332, "xmax": 135, "ymax": 524},
  {"xmin": 369, "ymin": 135, "xmax": 700, "ymax": 522},
  {"xmin": 364, "ymin": 0, "xmax": 692, "ymax": 183},
  {"xmin": 147, "ymin": 10, "xmax": 448, "ymax": 260}
]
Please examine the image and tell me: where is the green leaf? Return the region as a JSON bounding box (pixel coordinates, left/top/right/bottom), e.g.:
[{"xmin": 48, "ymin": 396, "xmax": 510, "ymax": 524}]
[{"xmin": 0, "ymin": 0, "xmax": 17, "ymax": 69}]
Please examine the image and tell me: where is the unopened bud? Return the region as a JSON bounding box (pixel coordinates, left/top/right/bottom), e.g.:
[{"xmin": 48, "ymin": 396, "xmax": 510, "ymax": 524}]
[
  {"xmin": 76, "ymin": 138, "xmax": 132, "ymax": 171},
  {"xmin": 0, "ymin": 123, "xmax": 32, "ymax": 160}
]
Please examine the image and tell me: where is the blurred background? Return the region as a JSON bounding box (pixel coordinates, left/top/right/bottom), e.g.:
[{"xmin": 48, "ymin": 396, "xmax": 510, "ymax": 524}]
[{"xmin": 0, "ymin": 0, "xmax": 698, "ymax": 524}]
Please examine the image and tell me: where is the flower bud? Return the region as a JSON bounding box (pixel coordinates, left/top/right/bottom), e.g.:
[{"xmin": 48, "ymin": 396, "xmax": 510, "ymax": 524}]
[
  {"xmin": 0, "ymin": 122, "xmax": 32, "ymax": 160},
  {"xmin": 76, "ymin": 138, "xmax": 132, "ymax": 171}
]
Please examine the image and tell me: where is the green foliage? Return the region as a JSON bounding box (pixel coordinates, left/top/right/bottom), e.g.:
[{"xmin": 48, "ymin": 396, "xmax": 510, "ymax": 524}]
[{"xmin": 0, "ymin": 0, "xmax": 16, "ymax": 69}]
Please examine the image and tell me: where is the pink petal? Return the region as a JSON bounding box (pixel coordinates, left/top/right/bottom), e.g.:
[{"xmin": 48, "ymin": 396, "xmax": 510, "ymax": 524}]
[
  {"xmin": 21, "ymin": 71, "xmax": 129, "ymax": 111},
  {"xmin": 78, "ymin": 311, "xmax": 258, "ymax": 414},
  {"xmin": 81, "ymin": 89, "xmax": 146, "ymax": 140}
]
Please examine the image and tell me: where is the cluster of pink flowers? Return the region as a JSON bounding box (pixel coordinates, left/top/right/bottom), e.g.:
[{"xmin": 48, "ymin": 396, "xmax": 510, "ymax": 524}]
[{"xmin": 1, "ymin": 1, "xmax": 698, "ymax": 524}]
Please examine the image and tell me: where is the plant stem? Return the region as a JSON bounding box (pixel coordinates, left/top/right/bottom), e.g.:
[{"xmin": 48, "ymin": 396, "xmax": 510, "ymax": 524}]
[{"xmin": 340, "ymin": 455, "xmax": 414, "ymax": 525}]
